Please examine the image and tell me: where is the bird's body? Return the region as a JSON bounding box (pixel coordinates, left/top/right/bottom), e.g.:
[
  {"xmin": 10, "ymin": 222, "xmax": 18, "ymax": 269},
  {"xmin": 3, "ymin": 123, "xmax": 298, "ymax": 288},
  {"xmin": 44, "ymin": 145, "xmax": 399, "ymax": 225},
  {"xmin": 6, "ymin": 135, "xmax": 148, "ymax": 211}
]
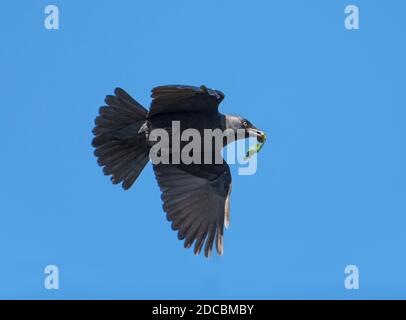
[{"xmin": 92, "ymin": 85, "xmax": 265, "ymax": 257}]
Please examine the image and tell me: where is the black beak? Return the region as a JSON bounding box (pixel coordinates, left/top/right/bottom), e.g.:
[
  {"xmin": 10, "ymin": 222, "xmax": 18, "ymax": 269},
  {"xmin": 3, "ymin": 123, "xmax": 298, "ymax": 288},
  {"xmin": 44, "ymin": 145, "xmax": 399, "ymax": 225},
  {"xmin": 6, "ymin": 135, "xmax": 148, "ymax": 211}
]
[{"xmin": 246, "ymin": 127, "xmax": 266, "ymax": 143}]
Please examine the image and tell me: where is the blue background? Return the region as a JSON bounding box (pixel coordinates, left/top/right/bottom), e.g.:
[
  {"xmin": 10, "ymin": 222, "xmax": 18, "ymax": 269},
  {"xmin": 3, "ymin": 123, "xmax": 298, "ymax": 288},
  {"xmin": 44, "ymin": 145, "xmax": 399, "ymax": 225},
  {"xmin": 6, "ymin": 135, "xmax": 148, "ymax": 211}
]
[{"xmin": 0, "ymin": 0, "xmax": 405, "ymax": 299}]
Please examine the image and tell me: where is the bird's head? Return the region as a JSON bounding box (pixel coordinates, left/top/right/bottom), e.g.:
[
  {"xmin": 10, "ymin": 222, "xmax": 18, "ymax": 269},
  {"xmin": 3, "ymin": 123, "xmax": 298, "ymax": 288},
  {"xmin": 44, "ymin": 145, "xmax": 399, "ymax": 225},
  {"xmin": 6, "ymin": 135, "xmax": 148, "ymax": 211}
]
[{"xmin": 225, "ymin": 115, "xmax": 266, "ymax": 143}]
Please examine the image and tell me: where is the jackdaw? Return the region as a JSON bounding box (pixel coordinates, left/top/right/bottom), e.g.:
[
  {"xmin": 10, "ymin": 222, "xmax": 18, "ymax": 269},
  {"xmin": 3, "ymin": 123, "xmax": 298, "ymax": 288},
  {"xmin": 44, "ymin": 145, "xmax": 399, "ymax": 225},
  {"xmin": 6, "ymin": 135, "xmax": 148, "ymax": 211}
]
[{"xmin": 92, "ymin": 85, "xmax": 265, "ymax": 257}]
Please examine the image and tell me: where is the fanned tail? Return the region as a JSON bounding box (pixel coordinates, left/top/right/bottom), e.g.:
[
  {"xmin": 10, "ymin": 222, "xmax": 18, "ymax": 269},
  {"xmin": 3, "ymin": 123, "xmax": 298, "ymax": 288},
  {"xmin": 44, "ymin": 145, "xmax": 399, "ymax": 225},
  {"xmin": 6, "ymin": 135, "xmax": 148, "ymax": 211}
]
[{"xmin": 92, "ymin": 88, "xmax": 149, "ymax": 190}]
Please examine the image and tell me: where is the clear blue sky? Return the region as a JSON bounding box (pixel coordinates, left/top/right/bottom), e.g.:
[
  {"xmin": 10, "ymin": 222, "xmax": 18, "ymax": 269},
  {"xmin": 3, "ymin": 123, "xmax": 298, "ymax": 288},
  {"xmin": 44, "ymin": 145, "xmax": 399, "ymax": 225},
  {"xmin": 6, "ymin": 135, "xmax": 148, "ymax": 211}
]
[{"xmin": 1, "ymin": 0, "xmax": 405, "ymax": 299}]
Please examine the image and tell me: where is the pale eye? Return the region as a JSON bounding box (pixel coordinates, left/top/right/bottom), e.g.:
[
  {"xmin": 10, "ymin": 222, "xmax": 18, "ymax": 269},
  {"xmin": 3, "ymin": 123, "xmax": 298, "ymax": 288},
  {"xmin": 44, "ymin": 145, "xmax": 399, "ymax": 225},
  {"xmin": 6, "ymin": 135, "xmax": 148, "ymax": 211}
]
[{"xmin": 242, "ymin": 121, "xmax": 248, "ymax": 128}]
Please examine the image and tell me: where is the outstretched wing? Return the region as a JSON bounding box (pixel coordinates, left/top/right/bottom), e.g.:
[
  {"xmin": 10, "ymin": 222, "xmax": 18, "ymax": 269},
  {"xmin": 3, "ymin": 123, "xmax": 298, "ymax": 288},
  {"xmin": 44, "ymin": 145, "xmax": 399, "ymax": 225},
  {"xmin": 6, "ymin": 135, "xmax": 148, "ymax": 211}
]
[
  {"xmin": 148, "ymin": 85, "xmax": 225, "ymax": 118},
  {"xmin": 153, "ymin": 163, "xmax": 232, "ymax": 257}
]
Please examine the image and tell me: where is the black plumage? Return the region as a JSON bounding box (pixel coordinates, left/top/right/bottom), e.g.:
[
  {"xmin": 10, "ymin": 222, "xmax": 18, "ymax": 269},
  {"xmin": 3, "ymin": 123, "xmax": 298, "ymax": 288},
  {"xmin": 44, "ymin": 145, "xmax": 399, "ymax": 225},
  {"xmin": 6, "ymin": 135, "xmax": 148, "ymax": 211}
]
[{"xmin": 92, "ymin": 85, "xmax": 264, "ymax": 257}]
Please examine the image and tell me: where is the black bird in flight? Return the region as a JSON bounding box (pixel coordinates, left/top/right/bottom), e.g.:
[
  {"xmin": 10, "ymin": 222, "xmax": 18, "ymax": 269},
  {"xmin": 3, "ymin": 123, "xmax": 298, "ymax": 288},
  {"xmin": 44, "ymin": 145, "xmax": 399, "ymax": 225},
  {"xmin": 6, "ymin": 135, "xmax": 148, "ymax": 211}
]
[{"xmin": 92, "ymin": 85, "xmax": 265, "ymax": 257}]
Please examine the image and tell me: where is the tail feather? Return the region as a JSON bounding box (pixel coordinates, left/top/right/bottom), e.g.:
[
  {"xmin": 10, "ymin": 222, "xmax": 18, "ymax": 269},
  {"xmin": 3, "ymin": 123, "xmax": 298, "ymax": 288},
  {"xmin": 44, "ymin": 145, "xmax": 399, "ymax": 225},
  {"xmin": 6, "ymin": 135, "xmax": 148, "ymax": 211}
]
[
  {"xmin": 122, "ymin": 157, "xmax": 147, "ymax": 190},
  {"xmin": 92, "ymin": 88, "xmax": 149, "ymax": 190}
]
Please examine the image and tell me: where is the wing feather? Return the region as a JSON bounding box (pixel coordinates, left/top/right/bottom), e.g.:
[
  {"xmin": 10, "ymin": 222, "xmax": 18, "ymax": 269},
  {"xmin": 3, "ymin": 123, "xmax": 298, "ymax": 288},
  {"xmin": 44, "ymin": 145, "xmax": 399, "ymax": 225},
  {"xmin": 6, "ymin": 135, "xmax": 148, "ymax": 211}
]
[
  {"xmin": 148, "ymin": 85, "xmax": 225, "ymax": 118},
  {"xmin": 153, "ymin": 163, "xmax": 231, "ymax": 257}
]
